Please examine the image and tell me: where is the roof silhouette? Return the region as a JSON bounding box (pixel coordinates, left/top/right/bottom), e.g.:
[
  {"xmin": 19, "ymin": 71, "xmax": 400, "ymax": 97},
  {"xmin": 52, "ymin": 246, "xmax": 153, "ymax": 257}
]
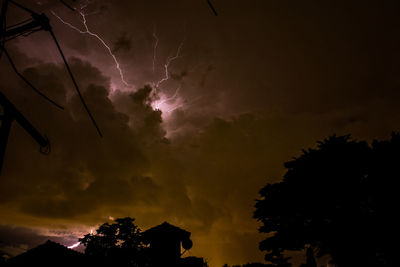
[
  {"xmin": 142, "ymin": 222, "xmax": 196, "ymax": 267},
  {"xmin": 5, "ymin": 240, "xmax": 88, "ymax": 267},
  {"xmin": 143, "ymin": 221, "xmax": 191, "ymax": 241},
  {"xmin": 3, "ymin": 222, "xmax": 205, "ymax": 267}
]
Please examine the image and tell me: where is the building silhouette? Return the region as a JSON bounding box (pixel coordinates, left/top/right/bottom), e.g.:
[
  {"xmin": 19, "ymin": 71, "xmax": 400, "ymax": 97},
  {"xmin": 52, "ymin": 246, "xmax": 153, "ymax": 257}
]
[
  {"xmin": 142, "ymin": 221, "xmax": 206, "ymax": 267},
  {"xmin": 2, "ymin": 222, "xmax": 206, "ymax": 267},
  {"xmin": 3, "ymin": 240, "xmax": 89, "ymax": 267}
]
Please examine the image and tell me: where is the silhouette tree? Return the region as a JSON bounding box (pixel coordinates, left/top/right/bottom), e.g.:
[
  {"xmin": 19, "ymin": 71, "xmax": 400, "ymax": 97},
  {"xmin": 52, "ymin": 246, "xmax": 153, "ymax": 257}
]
[
  {"xmin": 264, "ymin": 248, "xmax": 291, "ymax": 267},
  {"xmin": 0, "ymin": 253, "xmax": 5, "ymax": 266},
  {"xmin": 366, "ymin": 133, "xmax": 400, "ymax": 266},
  {"xmin": 79, "ymin": 217, "xmax": 148, "ymax": 267},
  {"xmin": 299, "ymin": 247, "xmax": 317, "ymax": 267},
  {"xmin": 254, "ymin": 134, "xmax": 400, "ymax": 266}
]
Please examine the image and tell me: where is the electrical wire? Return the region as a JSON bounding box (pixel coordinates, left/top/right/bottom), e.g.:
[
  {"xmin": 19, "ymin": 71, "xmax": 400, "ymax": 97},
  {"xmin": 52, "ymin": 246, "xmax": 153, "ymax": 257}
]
[
  {"xmin": 60, "ymin": 0, "xmax": 75, "ymax": 11},
  {"xmin": 0, "ymin": 0, "xmax": 8, "ymax": 60},
  {"xmin": 6, "ymin": 17, "xmax": 33, "ymax": 30},
  {"xmin": 49, "ymin": 29, "xmax": 102, "ymax": 137},
  {"xmin": 21, "ymin": 28, "xmax": 41, "ymax": 37},
  {"xmin": 207, "ymin": 0, "xmax": 218, "ymax": 16},
  {"xmin": 4, "ymin": 30, "xmax": 30, "ymax": 42},
  {"xmin": 8, "ymin": 0, "xmax": 35, "ymax": 15},
  {"xmin": 0, "ymin": 39, "xmax": 4, "ymax": 59},
  {"xmin": 1, "ymin": 46, "xmax": 64, "ymax": 110},
  {"xmin": 4, "ymin": 24, "xmax": 43, "ymax": 42},
  {"xmin": 5, "ymin": 0, "xmax": 102, "ymax": 137}
]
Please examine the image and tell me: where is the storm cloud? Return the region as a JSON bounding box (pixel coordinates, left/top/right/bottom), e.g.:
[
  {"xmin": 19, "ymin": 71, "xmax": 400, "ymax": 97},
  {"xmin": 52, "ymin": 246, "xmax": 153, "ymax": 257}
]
[{"xmin": 2, "ymin": 1, "xmax": 400, "ymax": 267}]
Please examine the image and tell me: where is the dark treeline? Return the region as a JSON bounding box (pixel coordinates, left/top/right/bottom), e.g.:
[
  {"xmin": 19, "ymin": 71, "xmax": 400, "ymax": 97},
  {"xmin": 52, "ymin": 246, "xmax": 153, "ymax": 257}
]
[
  {"xmin": 223, "ymin": 263, "xmax": 269, "ymax": 267},
  {"xmin": 254, "ymin": 133, "xmax": 400, "ymax": 267},
  {"xmin": 1, "ymin": 219, "xmax": 207, "ymax": 267},
  {"xmin": 1, "ymin": 133, "xmax": 399, "ymax": 267}
]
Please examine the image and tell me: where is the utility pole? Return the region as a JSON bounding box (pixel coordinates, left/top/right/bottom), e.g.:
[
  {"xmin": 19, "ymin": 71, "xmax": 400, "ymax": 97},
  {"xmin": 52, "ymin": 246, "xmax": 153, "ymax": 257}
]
[
  {"xmin": 0, "ymin": 92, "xmax": 49, "ymax": 174},
  {"xmin": 0, "ymin": 0, "xmax": 102, "ymax": 173}
]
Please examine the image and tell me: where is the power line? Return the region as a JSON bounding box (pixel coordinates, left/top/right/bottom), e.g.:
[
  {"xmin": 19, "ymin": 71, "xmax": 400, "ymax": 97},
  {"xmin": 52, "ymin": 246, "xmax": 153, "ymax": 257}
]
[{"xmin": 1, "ymin": 46, "xmax": 64, "ymax": 110}]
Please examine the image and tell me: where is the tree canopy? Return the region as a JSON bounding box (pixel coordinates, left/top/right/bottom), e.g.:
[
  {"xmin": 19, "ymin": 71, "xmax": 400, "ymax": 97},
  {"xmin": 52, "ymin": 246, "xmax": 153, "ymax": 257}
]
[
  {"xmin": 254, "ymin": 134, "xmax": 400, "ymax": 266},
  {"xmin": 79, "ymin": 217, "xmax": 147, "ymax": 267}
]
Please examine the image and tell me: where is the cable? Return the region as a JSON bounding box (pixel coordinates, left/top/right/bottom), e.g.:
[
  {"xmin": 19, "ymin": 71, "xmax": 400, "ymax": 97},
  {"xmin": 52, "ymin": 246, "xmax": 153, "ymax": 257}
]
[
  {"xmin": 0, "ymin": 39, "xmax": 4, "ymax": 59},
  {"xmin": 1, "ymin": 46, "xmax": 64, "ymax": 110},
  {"xmin": 21, "ymin": 28, "xmax": 41, "ymax": 37},
  {"xmin": 60, "ymin": 0, "xmax": 75, "ymax": 11},
  {"xmin": 0, "ymin": 0, "xmax": 8, "ymax": 60},
  {"xmin": 6, "ymin": 17, "xmax": 33, "ymax": 30},
  {"xmin": 4, "ymin": 28, "xmax": 41, "ymax": 41},
  {"xmin": 49, "ymin": 29, "xmax": 102, "ymax": 137},
  {"xmin": 181, "ymin": 249, "xmax": 188, "ymax": 256},
  {"xmin": 207, "ymin": 0, "xmax": 218, "ymax": 16},
  {"xmin": 3, "ymin": 1, "xmax": 102, "ymax": 137},
  {"xmin": 4, "ymin": 30, "xmax": 31, "ymax": 42},
  {"xmin": 8, "ymin": 0, "xmax": 35, "ymax": 15}
]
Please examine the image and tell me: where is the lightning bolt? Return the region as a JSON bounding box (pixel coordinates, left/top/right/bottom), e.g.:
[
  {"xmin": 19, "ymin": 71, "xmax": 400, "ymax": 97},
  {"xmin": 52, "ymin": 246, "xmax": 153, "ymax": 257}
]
[
  {"xmin": 165, "ymin": 95, "xmax": 202, "ymax": 114},
  {"xmin": 153, "ymin": 39, "xmax": 184, "ymax": 90},
  {"xmin": 152, "ymin": 24, "xmax": 159, "ymax": 74},
  {"xmin": 53, "ymin": 1, "xmax": 190, "ymax": 119},
  {"xmin": 51, "ymin": 9, "xmax": 131, "ymax": 87},
  {"xmin": 153, "ymin": 86, "xmax": 180, "ymax": 110},
  {"xmin": 67, "ymin": 226, "xmax": 96, "ymax": 249},
  {"xmin": 67, "ymin": 242, "xmax": 80, "ymax": 249},
  {"xmin": 150, "ymin": 35, "xmax": 186, "ymax": 117}
]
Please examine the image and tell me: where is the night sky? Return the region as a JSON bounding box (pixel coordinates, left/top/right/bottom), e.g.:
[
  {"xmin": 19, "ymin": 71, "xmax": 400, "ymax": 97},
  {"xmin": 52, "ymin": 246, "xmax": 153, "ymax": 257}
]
[{"xmin": 1, "ymin": 0, "xmax": 400, "ymax": 266}]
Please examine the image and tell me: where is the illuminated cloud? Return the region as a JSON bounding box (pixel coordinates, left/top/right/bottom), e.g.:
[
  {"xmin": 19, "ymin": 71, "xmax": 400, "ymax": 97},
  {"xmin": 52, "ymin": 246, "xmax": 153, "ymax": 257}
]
[{"xmin": 2, "ymin": 1, "xmax": 400, "ymax": 267}]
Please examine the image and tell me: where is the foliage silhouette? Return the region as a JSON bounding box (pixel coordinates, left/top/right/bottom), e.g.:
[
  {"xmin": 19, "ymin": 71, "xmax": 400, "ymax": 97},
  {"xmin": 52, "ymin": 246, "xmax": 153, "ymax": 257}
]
[
  {"xmin": 79, "ymin": 217, "xmax": 148, "ymax": 267},
  {"xmin": 2, "ymin": 219, "xmax": 206, "ymax": 267},
  {"xmin": 222, "ymin": 263, "xmax": 271, "ymax": 267},
  {"xmin": 0, "ymin": 253, "xmax": 5, "ymax": 266},
  {"xmin": 299, "ymin": 247, "xmax": 316, "ymax": 267},
  {"xmin": 254, "ymin": 134, "xmax": 400, "ymax": 266}
]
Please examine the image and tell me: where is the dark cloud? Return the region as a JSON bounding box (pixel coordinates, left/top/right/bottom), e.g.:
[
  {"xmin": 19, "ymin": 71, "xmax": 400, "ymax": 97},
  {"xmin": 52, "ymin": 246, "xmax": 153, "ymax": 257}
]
[
  {"xmin": 111, "ymin": 85, "xmax": 166, "ymax": 143},
  {"xmin": 112, "ymin": 32, "xmax": 132, "ymax": 54},
  {"xmin": 170, "ymin": 70, "xmax": 188, "ymax": 81},
  {"xmin": 2, "ymin": 1, "xmax": 400, "ymax": 267},
  {"xmin": 0, "ymin": 58, "xmax": 161, "ymax": 221}
]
